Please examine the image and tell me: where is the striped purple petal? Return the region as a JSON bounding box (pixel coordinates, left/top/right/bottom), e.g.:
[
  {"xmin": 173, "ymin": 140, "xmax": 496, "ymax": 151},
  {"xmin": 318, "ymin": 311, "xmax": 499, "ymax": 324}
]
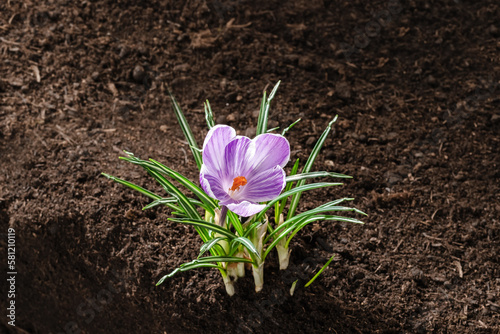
[
  {"xmin": 202, "ymin": 125, "xmax": 236, "ymax": 174},
  {"xmin": 248, "ymin": 133, "xmax": 290, "ymax": 174},
  {"xmin": 226, "ymin": 201, "xmax": 266, "ymax": 217},
  {"xmin": 239, "ymin": 165, "xmax": 286, "ymax": 203},
  {"xmin": 200, "ymin": 165, "xmax": 232, "ymax": 203},
  {"xmin": 223, "ymin": 136, "xmax": 253, "ymax": 184}
]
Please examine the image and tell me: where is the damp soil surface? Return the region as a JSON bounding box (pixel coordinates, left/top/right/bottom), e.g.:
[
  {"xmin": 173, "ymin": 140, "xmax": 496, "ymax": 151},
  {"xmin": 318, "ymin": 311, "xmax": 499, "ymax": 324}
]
[{"xmin": 1, "ymin": 1, "xmax": 499, "ymax": 333}]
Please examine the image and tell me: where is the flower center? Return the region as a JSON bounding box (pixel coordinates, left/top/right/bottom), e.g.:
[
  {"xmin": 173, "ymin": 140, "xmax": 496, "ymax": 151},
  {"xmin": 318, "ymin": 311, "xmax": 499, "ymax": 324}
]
[{"xmin": 229, "ymin": 176, "xmax": 247, "ymax": 192}]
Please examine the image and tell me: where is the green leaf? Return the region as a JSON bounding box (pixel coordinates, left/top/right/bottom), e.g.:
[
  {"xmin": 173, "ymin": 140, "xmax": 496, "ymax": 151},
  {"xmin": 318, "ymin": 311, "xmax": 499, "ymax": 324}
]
[
  {"xmin": 281, "ymin": 118, "xmax": 301, "ymax": 136},
  {"xmin": 101, "ymin": 173, "xmax": 161, "ymax": 201},
  {"xmin": 171, "ymin": 211, "xmax": 187, "ymax": 217},
  {"xmin": 168, "ymin": 90, "xmax": 203, "ymax": 169},
  {"xmin": 227, "ymin": 210, "xmax": 244, "ymax": 237},
  {"xmin": 317, "ymin": 197, "xmax": 354, "ymax": 208},
  {"xmin": 243, "ymin": 221, "xmax": 262, "ymax": 238},
  {"xmin": 199, "ymin": 237, "xmax": 227, "ymax": 258},
  {"xmin": 169, "ymin": 218, "xmax": 237, "ymax": 239},
  {"xmin": 285, "ymin": 215, "xmax": 364, "ymax": 247},
  {"xmin": 187, "ymin": 255, "xmax": 253, "ymax": 265},
  {"xmin": 145, "ymin": 168, "xmax": 209, "ymax": 242},
  {"xmin": 287, "ymin": 116, "xmax": 338, "ymax": 220},
  {"xmin": 290, "ymin": 279, "xmax": 299, "ymax": 296},
  {"xmin": 121, "ymin": 154, "xmax": 217, "ymax": 214},
  {"xmin": 156, "ymin": 254, "xmax": 254, "ymax": 284},
  {"xmin": 204, "ymin": 100, "xmax": 215, "ymax": 129},
  {"xmin": 256, "ymin": 81, "xmax": 281, "ymax": 135},
  {"xmin": 255, "ymin": 182, "xmax": 344, "ymax": 223},
  {"xmin": 289, "ymin": 206, "xmax": 366, "ymax": 222},
  {"xmin": 304, "ymin": 254, "xmax": 336, "ymax": 288},
  {"xmin": 268, "ymin": 80, "xmax": 281, "ymax": 101},
  {"xmin": 147, "ymin": 169, "xmax": 202, "ymax": 219},
  {"xmin": 257, "ymin": 90, "xmax": 267, "ymax": 135},
  {"xmin": 285, "ymin": 171, "xmax": 352, "ymax": 183},
  {"xmin": 142, "ymin": 197, "xmax": 182, "ymax": 211},
  {"xmin": 102, "ymin": 172, "xmax": 184, "ymax": 213},
  {"xmin": 276, "ymin": 158, "xmax": 300, "ymax": 222},
  {"xmin": 289, "ymin": 205, "xmax": 366, "ymax": 225},
  {"xmin": 262, "ymin": 222, "xmax": 298, "ymax": 261},
  {"xmin": 265, "ymin": 199, "xmax": 363, "ymax": 243},
  {"xmin": 262, "ymin": 214, "xmax": 363, "ymax": 261},
  {"xmin": 189, "ymin": 145, "xmax": 203, "ymax": 153},
  {"xmin": 149, "ymin": 159, "xmax": 217, "ymax": 213},
  {"xmin": 156, "ymin": 263, "xmax": 223, "ymax": 285},
  {"xmin": 230, "ymin": 237, "xmax": 261, "ymax": 261}
]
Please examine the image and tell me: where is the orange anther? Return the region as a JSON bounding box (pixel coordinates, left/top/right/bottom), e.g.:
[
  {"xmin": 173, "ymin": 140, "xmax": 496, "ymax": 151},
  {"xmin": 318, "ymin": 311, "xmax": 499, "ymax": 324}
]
[{"xmin": 229, "ymin": 176, "xmax": 247, "ymax": 192}]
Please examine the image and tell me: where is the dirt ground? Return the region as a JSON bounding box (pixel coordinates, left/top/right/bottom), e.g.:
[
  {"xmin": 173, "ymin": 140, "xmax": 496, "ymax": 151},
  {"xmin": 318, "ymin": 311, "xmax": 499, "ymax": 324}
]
[{"xmin": 1, "ymin": 0, "xmax": 499, "ymax": 333}]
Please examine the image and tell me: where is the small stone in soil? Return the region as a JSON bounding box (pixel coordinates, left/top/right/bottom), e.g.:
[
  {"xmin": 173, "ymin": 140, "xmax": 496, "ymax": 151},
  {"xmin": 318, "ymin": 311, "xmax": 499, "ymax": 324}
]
[{"xmin": 133, "ymin": 65, "xmax": 146, "ymax": 82}]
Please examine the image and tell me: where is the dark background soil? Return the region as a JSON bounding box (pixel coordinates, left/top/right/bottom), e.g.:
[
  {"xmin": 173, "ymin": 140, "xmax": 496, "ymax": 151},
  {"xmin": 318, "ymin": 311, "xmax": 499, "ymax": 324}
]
[{"xmin": 1, "ymin": 0, "xmax": 499, "ymax": 333}]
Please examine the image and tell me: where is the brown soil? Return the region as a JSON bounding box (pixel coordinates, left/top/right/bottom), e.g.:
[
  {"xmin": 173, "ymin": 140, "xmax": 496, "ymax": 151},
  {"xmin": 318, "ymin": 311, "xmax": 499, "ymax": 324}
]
[{"xmin": 1, "ymin": 0, "xmax": 499, "ymax": 333}]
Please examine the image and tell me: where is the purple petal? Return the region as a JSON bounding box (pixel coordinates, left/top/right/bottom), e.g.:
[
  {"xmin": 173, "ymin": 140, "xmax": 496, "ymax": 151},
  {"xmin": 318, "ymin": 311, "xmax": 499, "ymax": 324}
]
[
  {"xmin": 200, "ymin": 165, "xmax": 232, "ymax": 203},
  {"xmin": 248, "ymin": 134, "xmax": 290, "ymax": 173},
  {"xmin": 239, "ymin": 165, "xmax": 286, "ymax": 203},
  {"xmin": 223, "ymin": 136, "xmax": 253, "ymax": 183},
  {"xmin": 202, "ymin": 125, "xmax": 236, "ymax": 174},
  {"xmin": 226, "ymin": 201, "xmax": 266, "ymax": 217}
]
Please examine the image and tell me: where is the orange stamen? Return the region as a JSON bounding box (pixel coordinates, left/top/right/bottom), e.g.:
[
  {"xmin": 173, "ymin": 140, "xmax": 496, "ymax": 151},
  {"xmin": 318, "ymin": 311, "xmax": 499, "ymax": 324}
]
[{"xmin": 229, "ymin": 176, "xmax": 247, "ymax": 192}]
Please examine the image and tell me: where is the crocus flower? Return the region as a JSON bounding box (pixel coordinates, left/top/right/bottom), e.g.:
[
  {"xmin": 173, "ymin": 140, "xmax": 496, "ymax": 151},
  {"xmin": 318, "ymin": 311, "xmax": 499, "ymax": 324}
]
[{"xmin": 200, "ymin": 125, "xmax": 290, "ymax": 217}]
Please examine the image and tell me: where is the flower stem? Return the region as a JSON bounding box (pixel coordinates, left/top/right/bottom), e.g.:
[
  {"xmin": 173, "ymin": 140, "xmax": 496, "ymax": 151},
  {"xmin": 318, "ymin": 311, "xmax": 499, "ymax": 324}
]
[{"xmin": 218, "ymin": 206, "xmax": 228, "ymax": 227}]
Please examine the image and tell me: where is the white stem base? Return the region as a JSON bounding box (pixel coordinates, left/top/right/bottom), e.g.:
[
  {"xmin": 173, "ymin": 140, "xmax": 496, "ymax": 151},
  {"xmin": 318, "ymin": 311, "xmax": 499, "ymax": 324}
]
[
  {"xmin": 237, "ymin": 262, "xmax": 246, "ymax": 278},
  {"xmin": 277, "ymin": 245, "xmax": 291, "ymax": 270},
  {"xmin": 223, "ymin": 275, "xmax": 235, "ymax": 296},
  {"xmin": 226, "ymin": 265, "xmax": 239, "ymax": 282},
  {"xmin": 252, "ymin": 263, "xmax": 265, "ymax": 292}
]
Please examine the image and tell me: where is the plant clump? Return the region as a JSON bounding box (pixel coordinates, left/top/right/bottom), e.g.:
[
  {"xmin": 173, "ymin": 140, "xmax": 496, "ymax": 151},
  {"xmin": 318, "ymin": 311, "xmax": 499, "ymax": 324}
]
[{"xmin": 103, "ymin": 81, "xmax": 365, "ymax": 296}]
